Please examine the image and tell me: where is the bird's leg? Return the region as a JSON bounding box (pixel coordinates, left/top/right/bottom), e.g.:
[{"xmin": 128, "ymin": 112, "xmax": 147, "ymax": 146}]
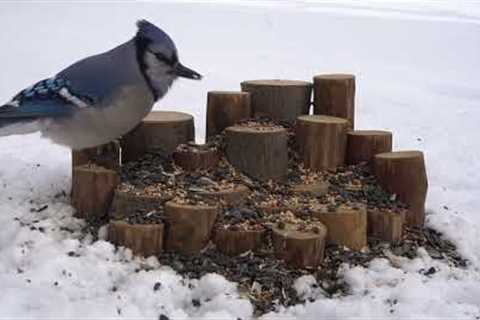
[{"xmin": 112, "ymin": 139, "xmax": 122, "ymax": 167}]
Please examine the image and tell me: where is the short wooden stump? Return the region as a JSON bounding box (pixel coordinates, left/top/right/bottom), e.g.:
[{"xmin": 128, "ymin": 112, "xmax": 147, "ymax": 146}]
[
  {"xmin": 164, "ymin": 201, "xmax": 220, "ymax": 254},
  {"xmin": 108, "ymin": 220, "xmax": 164, "ymax": 257},
  {"xmin": 173, "ymin": 143, "xmax": 220, "ymax": 171},
  {"xmin": 367, "ymin": 208, "xmax": 405, "ymax": 243},
  {"xmin": 214, "ymin": 226, "xmax": 265, "ymax": 256},
  {"xmin": 346, "ymin": 130, "xmax": 392, "ymax": 165}
]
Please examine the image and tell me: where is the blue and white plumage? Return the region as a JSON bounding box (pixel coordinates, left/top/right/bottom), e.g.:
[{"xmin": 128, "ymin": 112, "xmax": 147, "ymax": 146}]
[{"xmin": 0, "ymin": 20, "xmax": 202, "ymax": 150}]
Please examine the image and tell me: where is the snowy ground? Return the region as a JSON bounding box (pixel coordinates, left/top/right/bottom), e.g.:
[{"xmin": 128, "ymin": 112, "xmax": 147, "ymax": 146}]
[{"xmin": 0, "ymin": 1, "xmax": 479, "ymax": 318}]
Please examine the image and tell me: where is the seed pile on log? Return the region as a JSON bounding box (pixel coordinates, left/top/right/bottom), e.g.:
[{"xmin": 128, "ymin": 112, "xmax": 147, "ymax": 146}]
[{"xmin": 241, "ymin": 79, "xmax": 312, "ymax": 122}]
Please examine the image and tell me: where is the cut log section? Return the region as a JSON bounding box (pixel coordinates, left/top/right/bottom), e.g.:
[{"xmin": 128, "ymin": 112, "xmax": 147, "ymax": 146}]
[
  {"xmin": 312, "ymin": 204, "xmax": 367, "ymax": 250},
  {"xmin": 272, "ymin": 222, "xmax": 327, "ymax": 268},
  {"xmin": 72, "ymin": 165, "xmax": 120, "ymax": 219},
  {"xmin": 225, "ymin": 124, "xmax": 288, "ymax": 180},
  {"xmin": 195, "ymin": 184, "xmax": 250, "ymax": 206},
  {"xmin": 295, "ymin": 115, "xmax": 349, "ymax": 170},
  {"xmin": 214, "ymin": 226, "xmax": 265, "ymax": 256},
  {"xmin": 110, "ymin": 183, "xmax": 174, "ymax": 219},
  {"xmin": 374, "ymin": 151, "xmax": 428, "ymax": 227},
  {"xmin": 121, "ymin": 111, "xmax": 195, "ymax": 162},
  {"xmin": 164, "ymin": 201, "xmax": 220, "ymax": 254},
  {"xmin": 367, "ymin": 208, "xmax": 405, "ymax": 243},
  {"xmin": 346, "ymin": 130, "xmax": 392, "ymax": 165},
  {"xmin": 72, "ymin": 141, "xmax": 121, "ymax": 171},
  {"xmin": 108, "ymin": 220, "xmax": 164, "ymax": 257},
  {"xmin": 173, "ymin": 143, "xmax": 220, "ymax": 171},
  {"xmin": 206, "ymin": 91, "xmax": 251, "ymax": 138},
  {"xmin": 240, "ymin": 80, "xmax": 312, "ymax": 122},
  {"xmin": 313, "ymin": 74, "xmax": 355, "ymax": 128}
]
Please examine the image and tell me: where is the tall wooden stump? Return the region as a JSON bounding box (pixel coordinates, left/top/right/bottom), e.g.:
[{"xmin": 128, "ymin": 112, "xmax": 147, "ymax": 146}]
[
  {"xmin": 240, "ymin": 80, "xmax": 312, "ymax": 122},
  {"xmin": 225, "ymin": 125, "xmax": 288, "ymax": 180},
  {"xmin": 312, "ymin": 204, "xmax": 367, "ymax": 250},
  {"xmin": 72, "ymin": 165, "xmax": 120, "ymax": 219},
  {"xmin": 121, "ymin": 111, "xmax": 195, "ymax": 162},
  {"xmin": 272, "ymin": 222, "xmax": 327, "ymax": 268},
  {"xmin": 313, "ymin": 74, "xmax": 355, "ymax": 128},
  {"xmin": 374, "ymin": 151, "xmax": 428, "ymax": 227},
  {"xmin": 108, "ymin": 221, "xmax": 164, "ymax": 257},
  {"xmin": 296, "ymin": 115, "xmax": 349, "ymax": 170},
  {"xmin": 346, "ymin": 130, "xmax": 393, "ymax": 165},
  {"xmin": 206, "ymin": 91, "xmax": 251, "ymax": 139},
  {"xmin": 164, "ymin": 201, "xmax": 219, "ymax": 254}
]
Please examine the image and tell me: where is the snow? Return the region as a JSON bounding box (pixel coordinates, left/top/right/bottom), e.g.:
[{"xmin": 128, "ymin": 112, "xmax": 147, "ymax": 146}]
[{"xmin": 0, "ymin": 1, "xmax": 479, "ymax": 318}]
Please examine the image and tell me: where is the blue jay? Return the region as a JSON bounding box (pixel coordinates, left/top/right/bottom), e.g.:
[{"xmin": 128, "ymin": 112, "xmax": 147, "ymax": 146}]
[{"xmin": 0, "ymin": 20, "xmax": 201, "ymax": 150}]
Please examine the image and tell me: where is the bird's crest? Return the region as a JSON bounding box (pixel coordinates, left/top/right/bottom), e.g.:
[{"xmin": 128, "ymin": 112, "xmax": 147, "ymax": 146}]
[{"xmin": 136, "ymin": 19, "xmax": 174, "ymax": 48}]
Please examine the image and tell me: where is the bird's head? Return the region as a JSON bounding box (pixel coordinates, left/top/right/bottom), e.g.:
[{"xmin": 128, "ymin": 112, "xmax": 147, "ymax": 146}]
[{"xmin": 134, "ymin": 20, "xmax": 202, "ymax": 100}]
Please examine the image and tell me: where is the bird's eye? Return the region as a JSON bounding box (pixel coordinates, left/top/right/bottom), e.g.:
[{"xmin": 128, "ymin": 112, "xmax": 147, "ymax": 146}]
[{"xmin": 154, "ymin": 52, "xmax": 173, "ymax": 65}]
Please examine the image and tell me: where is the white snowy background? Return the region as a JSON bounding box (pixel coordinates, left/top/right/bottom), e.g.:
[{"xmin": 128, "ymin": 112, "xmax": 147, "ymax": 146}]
[{"xmin": 0, "ymin": 0, "xmax": 479, "ymax": 318}]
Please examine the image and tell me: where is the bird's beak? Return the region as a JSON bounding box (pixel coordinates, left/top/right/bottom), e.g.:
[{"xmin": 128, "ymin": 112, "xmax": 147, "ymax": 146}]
[{"xmin": 174, "ymin": 62, "xmax": 202, "ymax": 80}]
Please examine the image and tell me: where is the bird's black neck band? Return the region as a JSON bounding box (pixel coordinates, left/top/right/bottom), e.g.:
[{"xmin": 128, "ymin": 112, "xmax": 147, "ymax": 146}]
[{"xmin": 134, "ymin": 36, "xmax": 159, "ymax": 101}]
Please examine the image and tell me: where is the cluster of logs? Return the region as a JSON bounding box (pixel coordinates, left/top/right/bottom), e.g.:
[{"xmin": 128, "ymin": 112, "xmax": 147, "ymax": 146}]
[{"xmin": 71, "ymin": 74, "xmax": 428, "ymax": 268}]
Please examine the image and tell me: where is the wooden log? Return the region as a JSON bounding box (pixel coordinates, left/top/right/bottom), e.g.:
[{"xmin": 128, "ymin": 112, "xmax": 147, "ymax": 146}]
[
  {"xmin": 108, "ymin": 220, "xmax": 164, "ymax": 257},
  {"xmin": 164, "ymin": 201, "xmax": 220, "ymax": 254},
  {"xmin": 72, "ymin": 165, "xmax": 120, "ymax": 219},
  {"xmin": 214, "ymin": 226, "xmax": 265, "ymax": 256},
  {"xmin": 313, "ymin": 74, "xmax": 355, "ymax": 128},
  {"xmin": 173, "ymin": 143, "xmax": 220, "ymax": 171},
  {"xmin": 110, "ymin": 184, "xmax": 174, "ymax": 219},
  {"xmin": 72, "ymin": 141, "xmax": 121, "ymax": 171},
  {"xmin": 295, "ymin": 115, "xmax": 349, "ymax": 170},
  {"xmin": 374, "ymin": 151, "xmax": 428, "ymax": 227},
  {"xmin": 240, "ymin": 79, "xmax": 312, "ymax": 122},
  {"xmin": 225, "ymin": 124, "xmax": 288, "ymax": 180},
  {"xmin": 312, "ymin": 204, "xmax": 367, "ymax": 250},
  {"xmin": 195, "ymin": 184, "xmax": 250, "ymax": 206},
  {"xmin": 367, "ymin": 208, "xmax": 405, "ymax": 243},
  {"xmin": 121, "ymin": 111, "xmax": 195, "ymax": 162},
  {"xmin": 206, "ymin": 91, "xmax": 251, "ymax": 139},
  {"xmin": 272, "ymin": 222, "xmax": 327, "ymax": 268},
  {"xmin": 346, "ymin": 130, "xmax": 392, "ymax": 165}
]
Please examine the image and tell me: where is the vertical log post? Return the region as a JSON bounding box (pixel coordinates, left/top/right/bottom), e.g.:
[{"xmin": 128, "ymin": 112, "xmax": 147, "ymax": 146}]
[
  {"xmin": 295, "ymin": 115, "xmax": 349, "ymax": 170},
  {"xmin": 206, "ymin": 91, "xmax": 251, "ymax": 139},
  {"xmin": 367, "ymin": 208, "xmax": 405, "ymax": 243},
  {"xmin": 214, "ymin": 227, "xmax": 265, "ymax": 256},
  {"xmin": 374, "ymin": 151, "xmax": 428, "ymax": 227},
  {"xmin": 346, "ymin": 130, "xmax": 393, "ymax": 165},
  {"xmin": 225, "ymin": 124, "xmax": 288, "ymax": 180},
  {"xmin": 121, "ymin": 111, "xmax": 195, "ymax": 162},
  {"xmin": 312, "ymin": 204, "xmax": 367, "ymax": 250},
  {"xmin": 72, "ymin": 165, "xmax": 120, "ymax": 219},
  {"xmin": 240, "ymin": 80, "xmax": 312, "ymax": 122},
  {"xmin": 164, "ymin": 201, "xmax": 219, "ymax": 254},
  {"xmin": 108, "ymin": 221, "xmax": 164, "ymax": 257},
  {"xmin": 173, "ymin": 143, "xmax": 220, "ymax": 171},
  {"xmin": 313, "ymin": 74, "xmax": 355, "ymax": 128}
]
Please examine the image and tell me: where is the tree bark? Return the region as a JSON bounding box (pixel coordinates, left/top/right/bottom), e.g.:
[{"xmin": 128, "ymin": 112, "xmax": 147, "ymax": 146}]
[
  {"xmin": 312, "ymin": 204, "xmax": 367, "ymax": 250},
  {"xmin": 173, "ymin": 143, "xmax": 220, "ymax": 171},
  {"xmin": 295, "ymin": 115, "xmax": 349, "ymax": 170},
  {"xmin": 272, "ymin": 222, "xmax": 327, "ymax": 268},
  {"xmin": 240, "ymin": 79, "xmax": 312, "ymax": 122},
  {"xmin": 214, "ymin": 227, "xmax": 265, "ymax": 256},
  {"xmin": 225, "ymin": 125, "xmax": 288, "ymax": 180},
  {"xmin": 313, "ymin": 74, "xmax": 355, "ymax": 128},
  {"xmin": 164, "ymin": 201, "xmax": 219, "ymax": 254},
  {"xmin": 206, "ymin": 91, "xmax": 251, "ymax": 139},
  {"xmin": 121, "ymin": 111, "xmax": 195, "ymax": 162},
  {"xmin": 346, "ymin": 130, "xmax": 392, "ymax": 165},
  {"xmin": 108, "ymin": 220, "xmax": 164, "ymax": 257},
  {"xmin": 72, "ymin": 165, "xmax": 120, "ymax": 219},
  {"xmin": 367, "ymin": 208, "xmax": 405, "ymax": 243},
  {"xmin": 374, "ymin": 151, "xmax": 428, "ymax": 227}
]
